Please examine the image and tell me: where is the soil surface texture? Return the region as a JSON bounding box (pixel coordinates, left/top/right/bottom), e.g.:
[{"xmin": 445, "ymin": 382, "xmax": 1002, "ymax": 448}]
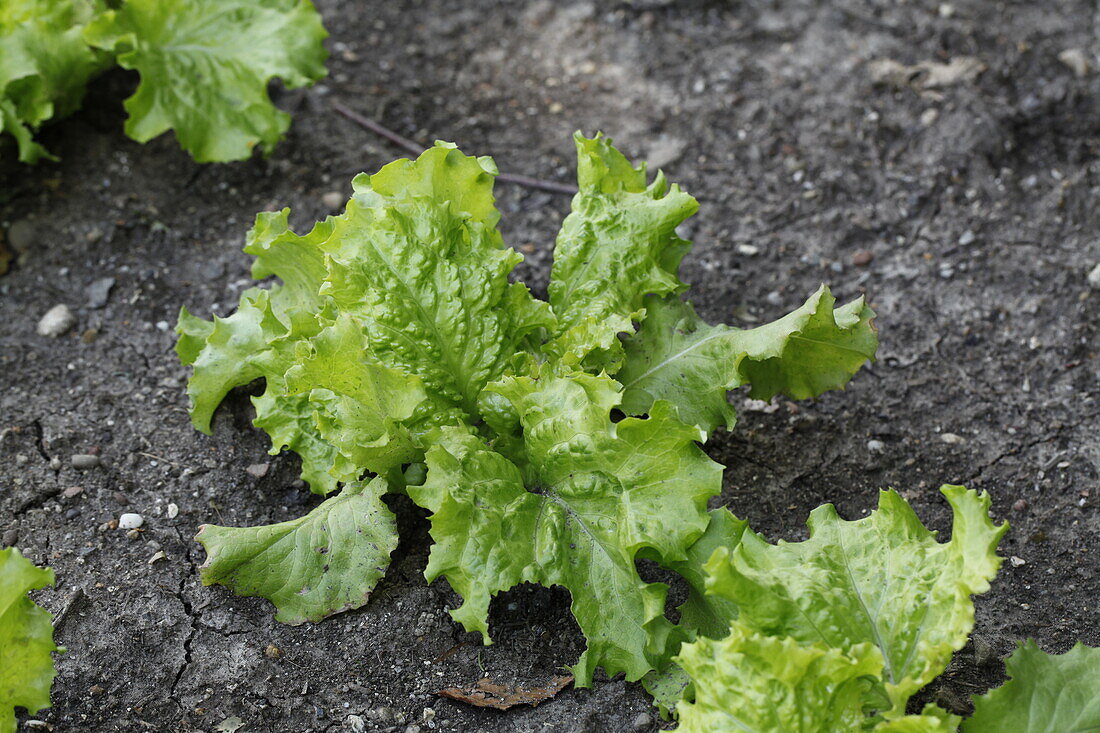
[{"xmin": 2, "ymin": 1, "xmax": 1099, "ymax": 731}]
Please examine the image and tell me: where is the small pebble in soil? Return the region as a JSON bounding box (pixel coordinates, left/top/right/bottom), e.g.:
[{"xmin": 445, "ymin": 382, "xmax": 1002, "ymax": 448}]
[
  {"xmin": 2, "ymin": 529, "xmax": 17, "ymax": 547},
  {"xmin": 852, "ymin": 249, "xmax": 874, "ymax": 266},
  {"xmin": 632, "ymin": 712, "xmax": 653, "ymax": 730},
  {"xmin": 7, "ymin": 219, "xmax": 35, "ymax": 252},
  {"xmin": 1010, "ymin": 555, "xmax": 1026, "ymax": 567},
  {"xmin": 1087, "ymin": 263, "xmax": 1100, "ymax": 289},
  {"xmin": 71, "ymin": 453, "xmax": 101, "ymax": 469},
  {"xmin": 247, "ymin": 462, "xmax": 270, "ymax": 478},
  {"xmin": 118, "ymin": 513, "xmax": 144, "ymax": 530},
  {"xmin": 167, "ymin": 502, "xmax": 179, "ymax": 519},
  {"xmin": 345, "ymin": 715, "xmax": 365, "ymax": 733},
  {"xmin": 1013, "ymin": 498, "xmax": 1028, "ymax": 512},
  {"xmin": 37, "ymin": 304, "xmax": 75, "ymax": 337},
  {"xmin": 322, "ymin": 191, "xmax": 344, "ymax": 210},
  {"xmin": 866, "ymin": 439, "xmax": 885, "ymax": 452},
  {"xmin": 62, "ymin": 486, "xmax": 84, "ymax": 498},
  {"xmin": 1058, "ymin": 48, "xmax": 1091, "ymax": 77},
  {"xmin": 939, "ymin": 432, "xmax": 966, "ymax": 445},
  {"xmin": 958, "ymin": 230, "xmax": 977, "ymax": 246},
  {"xmin": 86, "ymin": 277, "xmax": 115, "ymax": 309}
]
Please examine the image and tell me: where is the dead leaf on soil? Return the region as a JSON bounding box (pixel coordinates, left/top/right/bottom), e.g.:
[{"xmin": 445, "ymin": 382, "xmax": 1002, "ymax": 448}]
[
  {"xmin": 437, "ymin": 674, "xmax": 574, "ymax": 710},
  {"xmin": 868, "ymin": 56, "xmax": 986, "ymax": 90}
]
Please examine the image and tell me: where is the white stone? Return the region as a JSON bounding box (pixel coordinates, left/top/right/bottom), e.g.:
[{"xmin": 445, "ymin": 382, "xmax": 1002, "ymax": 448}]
[
  {"xmin": 166, "ymin": 503, "xmax": 179, "ymax": 519},
  {"xmin": 37, "ymin": 304, "xmax": 75, "ymax": 337},
  {"xmin": 322, "ymin": 191, "xmax": 344, "ymax": 210},
  {"xmin": 118, "ymin": 513, "xmax": 144, "ymax": 530},
  {"xmin": 1058, "ymin": 48, "xmax": 1091, "ymax": 78},
  {"xmin": 1087, "ymin": 263, "xmax": 1100, "ymax": 289}
]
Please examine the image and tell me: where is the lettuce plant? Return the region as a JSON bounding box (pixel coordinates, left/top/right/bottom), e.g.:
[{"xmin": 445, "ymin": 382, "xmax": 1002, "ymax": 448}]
[
  {"xmin": 0, "ymin": 548, "xmax": 61, "ymax": 733},
  {"xmin": 667, "ymin": 486, "xmax": 1100, "ymax": 732},
  {"xmin": 0, "ymin": 0, "xmax": 327, "ymax": 163},
  {"xmin": 177, "ymin": 133, "xmax": 878, "ymax": 685}
]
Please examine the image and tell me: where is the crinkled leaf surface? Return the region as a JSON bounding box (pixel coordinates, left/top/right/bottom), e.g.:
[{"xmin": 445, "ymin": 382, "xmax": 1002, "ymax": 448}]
[
  {"xmin": 0, "ymin": 0, "xmax": 109, "ymax": 162},
  {"xmin": 408, "ymin": 372, "xmax": 722, "ymax": 685},
  {"xmin": 197, "ymin": 477, "xmax": 398, "ymax": 624},
  {"xmin": 705, "ymin": 485, "xmax": 1006, "ymax": 714},
  {"xmin": 963, "ymin": 640, "xmax": 1100, "ymax": 732},
  {"xmin": 544, "ymin": 133, "xmax": 697, "ymax": 370},
  {"xmin": 619, "ymin": 286, "xmax": 877, "ymax": 435},
  {"xmin": 83, "ymin": 0, "xmax": 327, "ymax": 161},
  {"xmin": 0, "ymin": 549, "xmax": 60, "ymax": 733},
  {"xmin": 321, "ymin": 144, "xmax": 554, "ymax": 420},
  {"xmin": 674, "ymin": 623, "xmax": 883, "ymax": 733}
]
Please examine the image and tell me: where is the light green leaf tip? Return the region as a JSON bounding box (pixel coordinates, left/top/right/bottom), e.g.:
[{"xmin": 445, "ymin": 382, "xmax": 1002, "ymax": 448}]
[
  {"xmin": 963, "ymin": 640, "xmax": 1100, "ymax": 732},
  {"xmin": 196, "ymin": 477, "xmax": 398, "ymax": 625},
  {"xmin": 705, "ymin": 484, "xmax": 1007, "ymax": 716},
  {"xmin": 83, "ymin": 0, "xmax": 328, "ymax": 161},
  {"xmin": 0, "ymin": 548, "xmax": 60, "ymax": 733},
  {"xmin": 619, "ymin": 284, "xmax": 878, "ymax": 435},
  {"xmin": 674, "ymin": 623, "xmax": 884, "ymax": 733},
  {"xmin": 544, "ymin": 132, "xmax": 698, "ymax": 371},
  {"xmin": 874, "ymin": 705, "xmax": 962, "ymax": 732}
]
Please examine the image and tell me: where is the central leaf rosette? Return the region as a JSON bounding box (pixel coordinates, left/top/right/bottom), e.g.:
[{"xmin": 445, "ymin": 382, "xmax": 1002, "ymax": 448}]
[{"xmin": 409, "ymin": 370, "xmax": 722, "ymax": 685}]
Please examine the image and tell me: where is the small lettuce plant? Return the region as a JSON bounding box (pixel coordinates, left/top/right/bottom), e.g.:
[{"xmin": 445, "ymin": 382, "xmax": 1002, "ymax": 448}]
[{"xmin": 177, "ymin": 133, "xmax": 878, "ymax": 685}]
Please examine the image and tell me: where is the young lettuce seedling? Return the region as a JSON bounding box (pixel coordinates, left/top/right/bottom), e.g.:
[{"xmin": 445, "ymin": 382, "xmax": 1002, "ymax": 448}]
[{"xmin": 177, "ymin": 133, "xmax": 877, "ymax": 685}]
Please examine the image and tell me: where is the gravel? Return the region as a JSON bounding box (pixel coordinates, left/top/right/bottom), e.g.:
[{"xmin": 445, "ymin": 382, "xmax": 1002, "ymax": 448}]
[
  {"xmin": 86, "ymin": 277, "xmax": 115, "ymax": 309},
  {"xmin": 118, "ymin": 513, "xmax": 144, "ymax": 530},
  {"xmin": 36, "ymin": 304, "xmax": 75, "ymax": 337},
  {"xmin": 6, "ymin": 219, "xmax": 35, "ymax": 252},
  {"xmin": 70, "ymin": 454, "xmax": 101, "ymax": 469}
]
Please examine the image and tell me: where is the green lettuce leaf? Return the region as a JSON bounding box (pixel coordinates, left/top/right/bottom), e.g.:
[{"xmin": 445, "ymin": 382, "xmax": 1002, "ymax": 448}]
[
  {"xmin": 0, "ymin": 0, "xmax": 110, "ymax": 162},
  {"xmin": 0, "ymin": 549, "xmax": 60, "ymax": 733},
  {"xmin": 407, "ymin": 371, "xmax": 722, "ymax": 686},
  {"xmin": 544, "ymin": 133, "xmax": 698, "ymax": 371},
  {"xmin": 619, "ymin": 286, "xmax": 877, "ymax": 434},
  {"xmin": 196, "ymin": 477, "xmax": 398, "ymax": 624},
  {"xmin": 321, "ymin": 144, "xmax": 555, "ymax": 421},
  {"xmin": 640, "ymin": 508, "xmax": 748, "ymax": 716},
  {"xmin": 83, "ymin": 0, "xmax": 327, "ymax": 162},
  {"xmin": 674, "ymin": 623, "xmax": 883, "ymax": 733},
  {"xmin": 963, "ymin": 640, "xmax": 1100, "ymax": 732},
  {"xmin": 705, "ymin": 485, "xmax": 1007, "ymax": 715}
]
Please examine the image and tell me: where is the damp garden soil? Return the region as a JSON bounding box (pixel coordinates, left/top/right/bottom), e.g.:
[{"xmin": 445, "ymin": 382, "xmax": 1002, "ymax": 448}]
[{"xmin": 1, "ymin": 1, "xmax": 1098, "ymax": 731}]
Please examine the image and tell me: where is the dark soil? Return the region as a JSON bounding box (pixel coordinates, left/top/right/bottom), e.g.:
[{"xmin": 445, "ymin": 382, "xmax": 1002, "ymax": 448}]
[{"xmin": 2, "ymin": 1, "xmax": 1099, "ymax": 731}]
